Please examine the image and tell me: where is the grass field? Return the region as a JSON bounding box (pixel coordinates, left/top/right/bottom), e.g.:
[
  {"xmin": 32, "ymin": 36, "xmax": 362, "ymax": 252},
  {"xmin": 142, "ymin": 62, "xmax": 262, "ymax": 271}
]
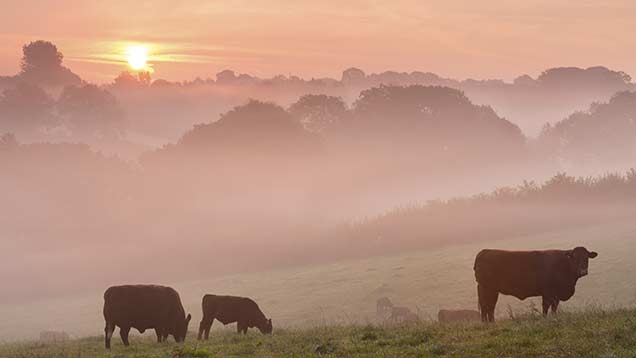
[
  {"xmin": 4, "ymin": 308, "xmax": 636, "ymax": 357},
  {"xmin": 2, "ymin": 219, "xmax": 636, "ymax": 355}
]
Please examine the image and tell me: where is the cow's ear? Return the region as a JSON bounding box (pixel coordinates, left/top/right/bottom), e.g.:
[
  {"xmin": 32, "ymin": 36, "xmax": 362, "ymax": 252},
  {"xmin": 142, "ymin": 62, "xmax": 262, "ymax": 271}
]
[
  {"xmin": 589, "ymin": 251, "xmax": 598, "ymax": 259},
  {"xmin": 186, "ymin": 314, "xmax": 192, "ymax": 322}
]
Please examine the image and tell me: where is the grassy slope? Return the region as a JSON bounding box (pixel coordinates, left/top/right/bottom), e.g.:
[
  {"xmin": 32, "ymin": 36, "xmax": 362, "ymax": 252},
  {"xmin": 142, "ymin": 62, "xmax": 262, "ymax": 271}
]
[
  {"xmin": 5, "ymin": 219, "xmax": 636, "ymax": 342},
  {"xmin": 4, "ymin": 308, "xmax": 636, "ymax": 358}
]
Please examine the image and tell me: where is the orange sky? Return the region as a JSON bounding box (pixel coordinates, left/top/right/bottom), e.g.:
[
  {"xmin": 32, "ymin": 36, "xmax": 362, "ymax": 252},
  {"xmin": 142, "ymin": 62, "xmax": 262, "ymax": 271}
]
[{"xmin": 1, "ymin": 0, "xmax": 635, "ymax": 83}]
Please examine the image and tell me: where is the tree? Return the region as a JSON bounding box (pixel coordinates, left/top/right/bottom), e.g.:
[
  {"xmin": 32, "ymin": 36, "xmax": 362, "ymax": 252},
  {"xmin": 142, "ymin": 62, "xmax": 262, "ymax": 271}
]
[
  {"xmin": 57, "ymin": 84, "xmax": 125, "ymax": 139},
  {"xmin": 350, "ymin": 85, "xmax": 525, "ymax": 160},
  {"xmin": 17, "ymin": 41, "xmax": 82, "ymax": 87},
  {"xmin": 0, "ymin": 82, "xmax": 55, "ymax": 137},
  {"xmin": 288, "ymin": 95, "xmax": 348, "ymax": 133},
  {"xmin": 112, "ymin": 71, "xmax": 151, "ymax": 88},
  {"xmin": 538, "ymin": 91, "xmax": 636, "ymax": 167},
  {"xmin": 341, "ymin": 67, "xmax": 366, "ymax": 84}
]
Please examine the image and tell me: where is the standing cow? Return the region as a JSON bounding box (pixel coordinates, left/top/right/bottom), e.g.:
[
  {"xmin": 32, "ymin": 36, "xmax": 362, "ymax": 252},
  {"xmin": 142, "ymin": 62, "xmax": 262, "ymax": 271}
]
[
  {"xmin": 198, "ymin": 294, "xmax": 272, "ymax": 340},
  {"xmin": 474, "ymin": 247, "xmax": 598, "ymax": 322},
  {"xmin": 103, "ymin": 285, "xmax": 192, "ymax": 349}
]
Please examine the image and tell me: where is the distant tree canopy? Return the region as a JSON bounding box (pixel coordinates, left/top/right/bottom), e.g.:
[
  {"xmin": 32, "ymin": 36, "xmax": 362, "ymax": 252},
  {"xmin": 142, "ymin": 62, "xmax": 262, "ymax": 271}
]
[
  {"xmin": 539, "ymin": 91, "xmax": 636, "ymax": 167},
  {"xmin": 537, "ymin": 66, "xmax": 631, "ymax": 89},
  {"xmin": 57, "ymin": 84, "xmax": 125, "ymax": 139},
  {"xmin": 288, "ymin": 94, "xmax": 348, "ymax": 133},
  {"xmin": 111, "ymin": 71, "xmax": 152, "ymax": 88},
  {"xmin": 349, "ymin": 85, "xmax": 525, "ymax": 160},
  {"xmin": 16, "ymin": 41, "xmax": 82, "ymax": 87},
  {"xmin": 176, "ymin": 99, "xmax": 316, "ymax": 157},
  {"xmin": 0, "ymin": 82, "xmax": 55, "ymax": 137}
]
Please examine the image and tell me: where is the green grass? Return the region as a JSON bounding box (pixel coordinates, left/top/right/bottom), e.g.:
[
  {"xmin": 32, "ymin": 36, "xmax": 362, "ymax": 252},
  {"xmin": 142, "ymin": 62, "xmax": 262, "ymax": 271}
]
[{"xmin": 3, "ymin": 308, "xmax": 636, "ymax": 357}]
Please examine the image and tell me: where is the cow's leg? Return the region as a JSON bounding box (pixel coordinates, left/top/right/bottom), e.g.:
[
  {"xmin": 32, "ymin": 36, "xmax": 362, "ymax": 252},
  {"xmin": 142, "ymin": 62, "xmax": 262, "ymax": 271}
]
[
  {"xmin": 162, "ymin": 333, "xmax": 169, "ymax": 342},
  {"xmin": 487, "ymin": 291, "xmax": 498, "ymax": 322},
  {"xmin": 119, "ymin": 326, "xmax": 131, "ymax": 346},
  {"xmin": 156, "ymin": 328, "xmax": 164, "ymax": 343},
  {"xmin": 199, "ymin": 315, "xmax": 213, "ymax": 340},
  {"xmin": 237, "ymin": 321, "xmax": 248, "ymax": 334},
  {"xmin": 478, "ymin": 285, "xmax": 498, "ymax": 322},
  {"xmin": 542, "ymin": 296, "xmax": 550, "ymax": 316},
  {"xmin": 105, "ymin": 322, "xmax": 115, "ymax": 349},
  {"xmin": 204, "ymin": 318, "xmax": 214, "ymax": 340},
  {"xmin": 478, "ymin": 284, "xmax": 487, "ymax": 322},
  {"xmin": 551, "ymin": 300, "xmax": 559, "ymax": 315}
]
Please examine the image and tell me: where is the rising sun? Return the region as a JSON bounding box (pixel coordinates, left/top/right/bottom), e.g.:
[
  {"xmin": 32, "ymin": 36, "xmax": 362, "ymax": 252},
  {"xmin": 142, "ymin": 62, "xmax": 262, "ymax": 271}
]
[{"xmin": 126, "ymin": 45, "xmax": 148, "ymax": 70}]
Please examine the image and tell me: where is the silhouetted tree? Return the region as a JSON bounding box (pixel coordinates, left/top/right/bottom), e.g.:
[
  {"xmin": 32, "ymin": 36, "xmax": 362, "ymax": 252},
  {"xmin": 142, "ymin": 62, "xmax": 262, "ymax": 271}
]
[
  {"xmin": 16, "ymin": 41, "xmax": 82, "ymax": 87},
  {"xmin": 341, "ymin": 67, "xmax": 366, "ymax": 84},
  {"xmin": 288, "ymin": 94, "xmax": 348, "ymax": 133},
  {"xmin": 538, "ymin": 91, "xmax": 636, "ymax": 167},
  {"xmin": 0, "ymin": 82, "xmax": 55, "ymax": 137},
  {"xmin": 350, "ymin": 85, "xmax": 525, "ymax": 160},
  {"xmin": 112, "ymin": 71, "xmax": 151, "ymax": 88},
  {"xmin": 57, "ymin": 84, "xmax": 125, "ymax": 139}
]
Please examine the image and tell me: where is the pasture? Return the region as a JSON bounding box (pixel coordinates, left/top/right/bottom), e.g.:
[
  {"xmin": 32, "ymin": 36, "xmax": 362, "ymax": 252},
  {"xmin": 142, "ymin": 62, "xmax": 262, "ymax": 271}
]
[
  {"xmin": 2, "ymin": 219, "xmax": 636, "ymax": 353},
  {"xmin": 3, "ymin": 308, "xmax": 636, "ymax": 357}
]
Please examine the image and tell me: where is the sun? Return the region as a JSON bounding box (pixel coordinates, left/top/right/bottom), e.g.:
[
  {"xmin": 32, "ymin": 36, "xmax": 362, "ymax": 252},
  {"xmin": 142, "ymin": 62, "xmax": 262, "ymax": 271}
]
[{"xmin": 125, "ymin": 45, "xmax": 148, "ymax": 70}]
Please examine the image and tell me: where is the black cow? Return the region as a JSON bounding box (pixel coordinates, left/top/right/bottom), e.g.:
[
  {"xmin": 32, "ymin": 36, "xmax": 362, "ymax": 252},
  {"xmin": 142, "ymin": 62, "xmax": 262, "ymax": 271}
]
[
  {"xmin": 474, "ymin": 247, "xmax": 597, "ymax": 322},
  {"xmin": 197, "ymin": 294, "xmax": 272, "ymax": 339},
  {"xmin": 103, "ymin": 285, "xmax": 191, "ymax": 349}
]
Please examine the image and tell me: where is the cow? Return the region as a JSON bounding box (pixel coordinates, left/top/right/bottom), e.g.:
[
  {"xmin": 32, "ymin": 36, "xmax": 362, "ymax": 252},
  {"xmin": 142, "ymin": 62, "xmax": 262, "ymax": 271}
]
[
  {"xmin": 474, "ymin": 247, "xmax": 598, "ymax": 322},
  {"xmin": 389, "ymin": 306, "xmax": 419, "ymax": 322},
  {"xmin": 103, "ymin": 285, "xmax": 191, "ymax": 349},
  {"xmin": 197, "ymin": 294, "xmax": 272, "ymax": 340},
  {"xmin": 376, "ymin": 297, "xmax": 393, "ymax": 319},
  {"xmin": 437, "ymin": 309, "xmax": 481, "ymax": 323}
]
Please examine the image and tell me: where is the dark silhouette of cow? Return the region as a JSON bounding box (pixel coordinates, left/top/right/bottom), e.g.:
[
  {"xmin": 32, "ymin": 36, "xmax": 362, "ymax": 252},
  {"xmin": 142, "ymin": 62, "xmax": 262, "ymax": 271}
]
[
  {"xmin": 474, "ymin": 247, "xmax": 598, "ymax": 322},
  {"xmin": 103, "ymin": 285, "xmax": 191, "ymax": 349},
  {"xmin": 197, "ymin": 294, "xmax": 272, "ymax": 339},
  {"xmin": 376, "ymin": 297, "xmax": 393, "ymax": 319},
  {"xmin": 438, "ymin": 309, "xmax": 481, "ymax": 323},
  {"xmin": 389, "ymin": 306, "xmax": 419, "ymax": 322}
]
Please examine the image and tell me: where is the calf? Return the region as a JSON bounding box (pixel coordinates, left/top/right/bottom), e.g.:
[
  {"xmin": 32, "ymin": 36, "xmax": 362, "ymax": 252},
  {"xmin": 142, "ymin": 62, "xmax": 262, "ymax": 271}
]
[{"xmin": 198, "ymin": 294, "xmax": 272, "ymax": 339}]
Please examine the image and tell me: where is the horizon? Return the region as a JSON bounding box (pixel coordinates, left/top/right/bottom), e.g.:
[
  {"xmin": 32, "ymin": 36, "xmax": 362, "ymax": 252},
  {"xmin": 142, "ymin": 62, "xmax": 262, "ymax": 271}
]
[{"xmin": 2, "ymin": 1, "xmax": 636, "ymax": 83}]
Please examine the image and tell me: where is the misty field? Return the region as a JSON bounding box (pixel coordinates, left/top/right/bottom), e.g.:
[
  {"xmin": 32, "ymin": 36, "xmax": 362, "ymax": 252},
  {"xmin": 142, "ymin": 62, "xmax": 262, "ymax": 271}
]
[
  {"xmin": 3, "ymin": 308, "xmax": 636, "ymax": 357},
  {"xmin": 3, "ymin": 219, "xmax": 636, "ymax": 345}
]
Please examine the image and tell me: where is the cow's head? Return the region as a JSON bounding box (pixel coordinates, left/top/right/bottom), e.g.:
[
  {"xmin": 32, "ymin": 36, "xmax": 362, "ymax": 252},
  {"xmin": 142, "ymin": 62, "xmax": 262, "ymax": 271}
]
[
  {"xmin": 258, "ymin": 318, "xmax": 273, "ymax": 335},
  {"xmin": 566, "ymin": 247, "xmax": 598, "ymax": 277},
  {"xmin": 174, "ymin": 313, "xmax": 192, "ymax": 342}
]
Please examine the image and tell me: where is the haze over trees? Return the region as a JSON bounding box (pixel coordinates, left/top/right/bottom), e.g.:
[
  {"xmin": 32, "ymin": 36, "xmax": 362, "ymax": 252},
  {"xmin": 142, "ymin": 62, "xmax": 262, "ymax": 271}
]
[{"xmin": 2, "ymin": 40, "xmax": 636, "ymax": 305}]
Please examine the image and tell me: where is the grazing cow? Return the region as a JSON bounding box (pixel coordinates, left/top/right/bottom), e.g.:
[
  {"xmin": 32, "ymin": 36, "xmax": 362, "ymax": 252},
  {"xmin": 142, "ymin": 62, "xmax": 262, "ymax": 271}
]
[
  {"xmin": 474, "ymin": 247, "xmax": 598, "ymax": 322},
  {"xmin": 390, "ymin": 306, "xmax": 419, "ymax": 322},
  {"xmin": 376, "ymin": 297, "xmax": 393, "ymax": 319},
  {"xmin": 39, "ymin": 331, "xmax": 70, "ymax": 342},
  {"xmin": 197, "ymin": 294, "xmax": 272, "ymax": 339},
  {"xmin": 437, "ymin": 309, "xmax": 481, "ymax": 323},
  {"xmin": 103, "ymin": 285, "xmax": 191, "ymax": 349}
]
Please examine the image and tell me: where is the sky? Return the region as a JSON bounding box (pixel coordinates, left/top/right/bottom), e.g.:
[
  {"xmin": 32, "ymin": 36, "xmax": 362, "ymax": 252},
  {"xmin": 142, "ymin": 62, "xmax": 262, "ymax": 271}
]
[{"xmin": 1, "ymin": 0, "xmax": 635, "ymax": 83}]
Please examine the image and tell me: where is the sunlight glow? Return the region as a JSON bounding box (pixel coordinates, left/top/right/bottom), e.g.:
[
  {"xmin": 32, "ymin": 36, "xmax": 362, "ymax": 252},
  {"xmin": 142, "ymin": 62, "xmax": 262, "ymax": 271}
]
[{"xmin": 126, "ymin": 45, "xmax": 148, "ymax": 70}]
